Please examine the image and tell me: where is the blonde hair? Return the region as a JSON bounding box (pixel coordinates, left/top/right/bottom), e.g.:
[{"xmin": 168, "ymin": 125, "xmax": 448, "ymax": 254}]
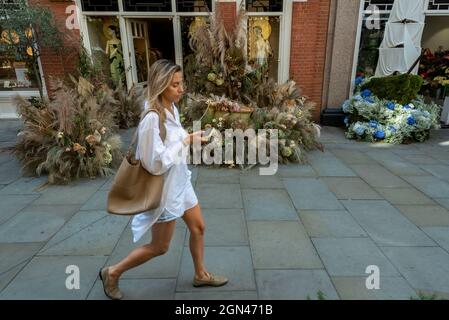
[{"xmin": 145, "ymin": 59, "xmax": 182, "ymax": 123}]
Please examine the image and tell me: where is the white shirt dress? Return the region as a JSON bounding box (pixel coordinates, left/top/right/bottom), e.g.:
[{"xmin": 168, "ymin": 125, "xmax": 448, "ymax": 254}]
[{"xmin": 131, "ymin": 102, "xmax": 198, "ymax": 243}]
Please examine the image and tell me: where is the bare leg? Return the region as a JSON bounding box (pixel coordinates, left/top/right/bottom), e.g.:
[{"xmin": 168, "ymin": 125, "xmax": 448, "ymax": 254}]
[
  {"xmin": 108, "ymin": 219, "xmax": 177, "ymax": 280},
  {"xmin": 182, "ymin": 204, "xmax": 208, "ymax": 279}
]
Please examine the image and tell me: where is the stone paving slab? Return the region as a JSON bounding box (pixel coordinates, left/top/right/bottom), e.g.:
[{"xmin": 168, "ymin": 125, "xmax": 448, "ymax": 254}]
[
  {"xmin": 195, "ymin": 184, "xmax": 243, "ymax": 209},
  {"xmin": 0, "ymin": 256, "xmax": 107, "ymax": 299},
  {"xmin": 80, "ymin": 190, "xmax": 109, "ymax": 211},
  {"xmin": 0, "ymin": 176, "xmax": 47, "ymax": 195},
  {"xmin": 402, "ymin": 154, "xmax": 445, "ymax": 165},
  {"xmin": 275, "ymin": 164, "xmax": 317, "ymax": 177},
  {"xmin": 375, "ymin": 188, "xmax": 436, "ymax": 206},
  {"xmin": 185, "ymin": 209, "xmax": 248, "ymax": 246},
  {"xmin": 349, "ymin": 164, "xmax": 410, "ymax": 188},
  {"xmin": 108, "ymin": 225, "xmax": 186, "ymax": 279},
  {"xmin": 401, "ymin": 176, "xmax": 449, "ymax": 198},
  {"xmin": 33, "ymin": 184, "xmax": 102, "ymax": 206},
  {"xmin": 0, "ymin": 194, "xmax": 39, "ymax": 225},
  {"xmin": 242, "ymin": 189, "xmax": 298, "ymax": 221},
  {"xmin": 327, "ymin": 149, "xmax": 377, "ymax": 165},
  {"xmin": 283, "ymin": 178, "xmax": 344, "ymax": 210},
  {"xmin": 0, "ymin": 205, "xmax": 80, "ymax": 243},
  {"xmin": 420, "ymin": 165, "xmax": 449, "ymax": 181},
  {"xmin": 176, "ymin": 246, "xmax": 256, "ymax": 292},
  {"xmin": 196, "ymin": 168, "xmax": 240, "ymax": 185},
  {"xmin": 0, "ymin": 243, "xmax": 44, "ymax": 274},
  {"xmin": 321, "ymin": 177, "xmax": 382, "ymax": 200},
  {"xmin": 0, "ymin": 160, "xmax": 22, "ymax": 185},
  {"xmin": 0, "ymin": 261, "xmax": 28, "ymax": 293},
  {"xmin": 394, "ymin": 205, "xmax": 449, "ymax": 227},
  {"xmin": 421, "ymin": 227, "xmax": 449, "ymax": 252},
  {"xmin": 435, "ymin": 198, "xmax": 449, "ymax": 210},
  {"xmin": 239, "ymin": 175, "xmax": 284, "ymax": 189},
  {"xmin": 299, "ymin": 210, "xmax": 367, "ymax": 238},
  {"xmin": 247, "ymin": 221, "xmax": 322, "ymax": 269},
  {"xmin": 175, "ymin": 291, "xmax": 258, "ymax": 300},
  {"xmin": 381, "ymin": 247, "xmax": 449, "ymax": 296},
  {"xmin": 37, "ymin": 211, "xmax": 129, "ymax": 256},
  {"xmin": 256, "ymin": 270, "xmax": 339, "ymax": 300},
  {"xmin": 88, "ymin": 278, "xmax": 176, "ymax": 300},
  {"xmin": 312, "ymin": 238, "xmax": 400, "ymax": 277},
  {"xmin": 306, "ymin": 153, "xmax": 357, "ymax": 177},
  {"xmin": 331, "ymin": 276, "xmax": 418, "ymax": 300},
  {"xmin": 341, "ymin": 200, "xmax": 435, "ymax": 246}
]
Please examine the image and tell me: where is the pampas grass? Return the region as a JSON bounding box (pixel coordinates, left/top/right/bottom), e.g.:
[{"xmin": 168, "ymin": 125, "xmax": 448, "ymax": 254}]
[{"xmin": 13, "ymin": 76, "xmax": 123, "ymax": 184}]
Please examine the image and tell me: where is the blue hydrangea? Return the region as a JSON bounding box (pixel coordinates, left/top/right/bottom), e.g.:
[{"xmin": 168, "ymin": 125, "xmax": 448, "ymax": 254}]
[
  {"xmin": 369, "ymin": 120, "xmax": 378, "ymax": 128},
  {"xmin": 403, "ymin": 104, "xmax": 412, "ymax": 110},
  {"xmin": 342, "ymin": 100, "xmax": 351, "ymax": 113},
  {"xmin": 361, "ymin": 89, "xmax": 372, "ymax": 98},
  {"xmin": 355, "ymin": 77, "xmax": 364, "ymax": 86},
  {"xmin": 353, "ymin": 123, "xmax": 366, "ymax": 136},
  {"xmin": 388, "ymin": 125, "xmax": 397, "ymax": 133},
  {"xmin": 353, "ymin": 95, "xmax": 363, "ymax": 101},
  {"xmin": 365, "ymin": 97, "xmax": 375, "ymax": 104},
  {"xmin": 374, "ymin": 130, "xmax": 386, "ymax": 139},
  {"xmin": 386, "ymin": 102, "xmax": 395, "ymax": 110},
  {"xmin": 407, "ymin": 116, "xmax": 416, "ymax": 126},
  {"xmin": 344, "ymin": 116, "xmax": 349, "ymax": 126}
]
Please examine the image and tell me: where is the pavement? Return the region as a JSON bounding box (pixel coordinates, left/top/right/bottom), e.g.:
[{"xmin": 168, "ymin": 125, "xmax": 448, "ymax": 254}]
[{"xmin": 1, "ymin": 119, "xmax": 449, "ymax": 300}]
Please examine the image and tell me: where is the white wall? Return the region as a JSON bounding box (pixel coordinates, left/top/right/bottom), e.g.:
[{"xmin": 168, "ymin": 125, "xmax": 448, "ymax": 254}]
[{"xmin": 422, "ymin": 16, "xmax": 449, "ymax": 52}]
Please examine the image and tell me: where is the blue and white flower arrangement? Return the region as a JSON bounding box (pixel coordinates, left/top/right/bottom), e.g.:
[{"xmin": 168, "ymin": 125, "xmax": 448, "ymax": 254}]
[{"xmin": 343, "ymin": 79, "xmax": 441, "ymax": 144}]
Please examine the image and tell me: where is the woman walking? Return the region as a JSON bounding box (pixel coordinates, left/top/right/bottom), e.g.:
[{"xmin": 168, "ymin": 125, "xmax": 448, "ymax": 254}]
[{"xmin": 100, "ymin": 59, "xmax": 228, "ymax": 300}]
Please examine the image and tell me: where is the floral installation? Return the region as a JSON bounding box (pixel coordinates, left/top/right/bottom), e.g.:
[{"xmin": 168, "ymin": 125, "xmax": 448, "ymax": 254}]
[
  {"xmin": 342, "ymin": 83, "xmax": 441, "ymax": 144},
  {"xmin": 419, "ymin": 48, "xmax": 449, "ymax": 99},
  {"xmin": 180, "ymin": 4, "xmax": 322, "ymax": 166},
  {"xmin": 13, "ymin": 76, "xmax": 122, "ymax": 184}
]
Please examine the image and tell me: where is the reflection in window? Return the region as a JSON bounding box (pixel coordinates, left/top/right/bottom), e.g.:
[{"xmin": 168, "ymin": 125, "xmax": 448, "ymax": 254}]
[
  {"xmin": 246, "ymin": 0, "xmax": 283, "ymax": 12},
  {"xmin": 177, "ymin": 0, "xmax": 212, "ymax": 12},
  {"xmin": 356, "ymin": 14, "xmax": 389, "ymax": 79},
  {"xmin": 247, "ymin": 16, "xmax": 279, "ymax": 80},
  {"xmin": 0, "ymin": 25, "xmax": 39, "ymax": 91},
  {"xmin": 80, "ymin": 0, "xmax": 119, "ymax": 12},
  {"xmin": 123, "ymin": 0, "xmax": 172, "ymax": 12}
]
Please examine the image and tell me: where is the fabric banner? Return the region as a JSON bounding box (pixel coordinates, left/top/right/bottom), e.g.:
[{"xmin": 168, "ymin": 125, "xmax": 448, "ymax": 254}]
[{"xmin": 388, "ymin": 0, "xmax": 426, "ymax": 23}]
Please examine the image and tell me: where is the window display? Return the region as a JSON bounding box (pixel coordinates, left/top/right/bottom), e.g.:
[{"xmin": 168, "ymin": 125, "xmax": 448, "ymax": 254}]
[
  {"xmin": 248, "ymin": 16, "xmax": 279, "ymax": 80},
  {"xmin": 86, "ymin": 16, "xmax": 125, "ymax": 88},
  {"xmin": 0, "ymin": 26, "xmax": 38, "ymax": 91}
]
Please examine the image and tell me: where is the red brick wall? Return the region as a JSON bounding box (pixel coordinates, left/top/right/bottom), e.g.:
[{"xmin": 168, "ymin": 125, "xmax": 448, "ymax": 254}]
[
  {"xmin": 29, "ymin": 0, "xmax": 80, "ymax": 95},
  {"xmin": 290, "ymin": 0, "xmax": 331, "ymax": 122},
  {"xmin": 216, "ymin": 1, "xmax": 237, "ymax": 34}
]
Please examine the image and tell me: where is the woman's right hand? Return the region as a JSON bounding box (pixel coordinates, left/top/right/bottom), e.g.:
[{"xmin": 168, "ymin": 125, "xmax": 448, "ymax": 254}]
[{"xmin": 183, "ymin": 131, "xmax": 204, "ymax": 146}]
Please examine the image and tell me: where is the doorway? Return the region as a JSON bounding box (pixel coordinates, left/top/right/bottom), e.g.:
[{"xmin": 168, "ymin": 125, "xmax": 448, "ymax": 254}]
[{"xmin": 126, "ymin": 18, "xmax": 175, "ymax": 87}]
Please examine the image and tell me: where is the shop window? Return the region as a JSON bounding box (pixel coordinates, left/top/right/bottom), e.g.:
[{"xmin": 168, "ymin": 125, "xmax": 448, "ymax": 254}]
[
  {"xmin": 80, "ymin": 0, "xmax": 119, "ymax": 12},
  {"xmin": 0, "ymin": 26, "xmax": 39, "ymax": 91},
  {"xmin": 86, "ymin": 16, "xmax": 125, "ymax": 87},
  {"xmin": 355, "ymin": 13, "xmax": 389, "ymax": 78},
  {"xmin": 247, "ymin": 16, "xmax": 280, "ymax": 80},
  {"xmin": 246, "ymin": 0, "xmax": 283, "ymax": 12},
  {"xmin": 177, "ymin": 0, "xmax": 212, "ymax": 12},
  {"xmin": 123, "ymin": 0, "xmax": 172, "ymax": 12}
]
